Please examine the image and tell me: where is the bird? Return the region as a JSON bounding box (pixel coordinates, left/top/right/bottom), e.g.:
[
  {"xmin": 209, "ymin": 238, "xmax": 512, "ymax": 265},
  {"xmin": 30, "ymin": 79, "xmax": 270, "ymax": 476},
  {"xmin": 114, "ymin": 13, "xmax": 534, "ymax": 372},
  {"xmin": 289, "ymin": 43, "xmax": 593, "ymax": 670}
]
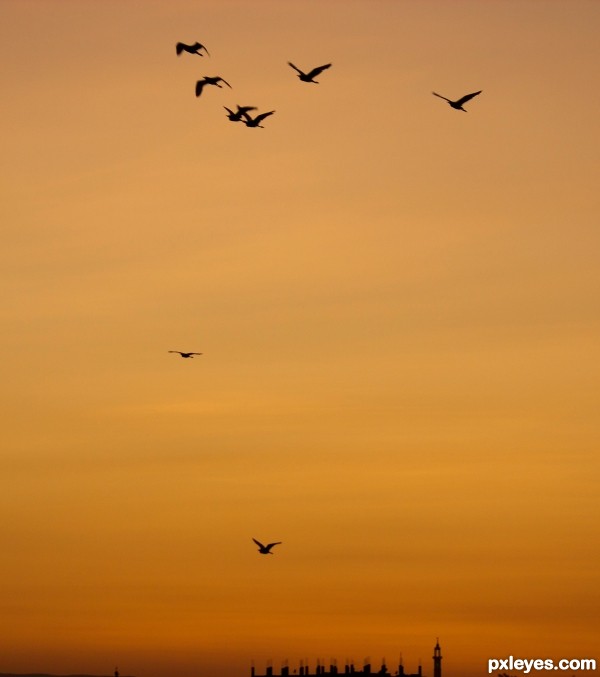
[
  {"xmin": 195, "ymin": 76, "xmax": 232, "ymax": 97},
  {"xmin": 253, "ymin": 538, "xmax": 282, "ymax": 554},
  {"xmin": 288, "ymin": 62, "xmax": 331, "ymax": 83},
  {"xmin": 224, "ymin": 105, "xmax": 257, "ymax": 122},
  {"xmin": 241, "ymin": 110, "xmax": 275, "ymax": 128},
  {"xmin": 432, "ymin": 90, "xmax": 482, "ymax": 111},
  {"xmin": 169, "ymin": 351, "xmax": 203, "ymax": 359},
  {"xmin": 176, "ymin": 41, "xmax": 210, "ymax": 57}
]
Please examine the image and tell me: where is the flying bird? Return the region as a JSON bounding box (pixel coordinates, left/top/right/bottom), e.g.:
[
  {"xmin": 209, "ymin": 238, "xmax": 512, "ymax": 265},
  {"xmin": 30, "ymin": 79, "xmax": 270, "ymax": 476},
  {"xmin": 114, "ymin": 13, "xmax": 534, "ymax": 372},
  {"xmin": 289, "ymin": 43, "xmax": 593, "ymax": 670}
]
[
  {"xmin": 169, "ymin": 351, "xmax": 203, "ymax": 359},
  {"xmin": 288, "ymin": 62, "xmax": 331, "ymax": 83},
  {"xmin": 224, "ymin": 105, "xmax": 257, "ymax": 122},
  {"xmin": 176, "ymin": 41, "xmax": 210, "ymax": 57},
  {"xmin": 242, "ymin": 110, "xmax": 275, "ymax": 128},
  {"xmin": 432, "ymin": 90, "xmax": 482, "ymax": 111},
  {"xmin": 253, "ymin": 538, "xmax": 282, "ymax": 554},
  {"xmin": 195, "ymin": 76, "xmax": 232, "ymax": 97}
]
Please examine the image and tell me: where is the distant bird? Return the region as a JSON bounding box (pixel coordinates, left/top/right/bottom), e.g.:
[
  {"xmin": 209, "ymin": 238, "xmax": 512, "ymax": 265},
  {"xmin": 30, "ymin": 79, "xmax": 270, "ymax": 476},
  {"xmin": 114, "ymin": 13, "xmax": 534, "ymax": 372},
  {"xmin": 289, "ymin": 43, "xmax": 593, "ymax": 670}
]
[
  {"xmin": 288, "ymin": 62, "xmax": 331, "ymax": 83},
  {"xmin": 169, "ymin": 351, "xmax": 203, "ymax": 359},
  {"xmin": 432, "ymin": 90, "xmax": 482, "ymax": 111},
  {"xmin": 242, "ymin": 110, "xmax": 276, "ymax": 128},
  {"xmin": 224, "ymin": 105, "xmax": 257, "ymax": 122},
  {"xmin": 176, "ymin": 41, "xmax": 210, "ymax": 57},
  {"xmin": 253, "ymin": 538, "xmax": 282, "ymax": 554},
  {"xmin": 195, "ymin": 76, "xmax": 232, "ymax": 97}
]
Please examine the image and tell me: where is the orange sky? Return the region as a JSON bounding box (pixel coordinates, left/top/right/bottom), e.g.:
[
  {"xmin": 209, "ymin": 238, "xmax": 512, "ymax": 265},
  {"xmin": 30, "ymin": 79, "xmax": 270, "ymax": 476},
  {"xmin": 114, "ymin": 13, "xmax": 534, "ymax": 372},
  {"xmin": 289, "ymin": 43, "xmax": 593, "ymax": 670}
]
[{"xmin": 1, "ymin": 2, "xmax": 599, "ymax": 677}]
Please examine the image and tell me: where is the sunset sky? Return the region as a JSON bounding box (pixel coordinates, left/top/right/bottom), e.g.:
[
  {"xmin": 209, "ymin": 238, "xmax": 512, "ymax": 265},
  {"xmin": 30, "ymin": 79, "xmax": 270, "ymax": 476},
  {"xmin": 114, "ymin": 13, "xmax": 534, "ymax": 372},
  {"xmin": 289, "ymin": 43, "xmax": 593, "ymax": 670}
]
[{"xmin": 1, "ymin": 2, "xmax": 599, "ymax": 677}]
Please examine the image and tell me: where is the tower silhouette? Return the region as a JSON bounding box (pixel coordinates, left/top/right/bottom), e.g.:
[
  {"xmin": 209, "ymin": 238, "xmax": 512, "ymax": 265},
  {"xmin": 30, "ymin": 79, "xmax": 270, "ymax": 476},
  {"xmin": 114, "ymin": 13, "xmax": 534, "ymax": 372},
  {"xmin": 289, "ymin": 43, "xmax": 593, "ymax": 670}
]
[{"xmin": 433, "ymin": 639, "xmax": 442, "ymax": 677}]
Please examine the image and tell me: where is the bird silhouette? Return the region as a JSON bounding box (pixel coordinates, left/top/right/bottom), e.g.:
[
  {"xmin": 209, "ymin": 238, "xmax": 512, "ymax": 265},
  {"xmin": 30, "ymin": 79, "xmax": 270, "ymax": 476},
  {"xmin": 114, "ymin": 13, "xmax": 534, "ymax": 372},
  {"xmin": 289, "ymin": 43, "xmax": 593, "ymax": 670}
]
[
  {"xmin": 195, "ymin": 76, "xmax": 232, "ymax": 97},
  {"xmin": 288, "ymin": 62, "xmax": 331, "ymax": 83},
  {"xmin": 432, "ymin": 90, "xmax": 482, "ymax": 111},
  {"xmin": 242, "ymin": 110, "xmax": 275, "ymax": 128},
  {"xmin": 253, "ymin": 538, "xmax": 282, "ymax": 554},
  {"xmin": 169, "ymin": 351, "xmax": 203, "ymax": 359},
  {"xmin": 224, "ymin": 105, "xmax": 257, "ymax": 122},
  {"xmin": 176, "ymin": 41, "xmax": 210, "ymax": 57}
]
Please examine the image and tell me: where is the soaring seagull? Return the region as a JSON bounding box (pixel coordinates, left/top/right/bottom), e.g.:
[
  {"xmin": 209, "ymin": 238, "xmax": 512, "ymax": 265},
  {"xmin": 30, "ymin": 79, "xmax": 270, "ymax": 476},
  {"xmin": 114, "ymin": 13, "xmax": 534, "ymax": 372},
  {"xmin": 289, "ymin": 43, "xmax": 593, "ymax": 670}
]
[
  {"xmin": 169, "ymin": 351, "xmax": 203, "ymax": 359},
  {"xmin": 224, "ymin": 105, "xmax": 257, "ymax": 122},
  {"xmin": 253, "ymin": 538, "xmax": 282, "ymax": 554},
  {"xmin": 242, "ymin": 110, "xmax": 276, "ymax": 128},
  {"xmin": 195, "ymin": 76, "xmax": 232, "ymax": 97},
  {"xmin": 432, "ymin": 90, "xmax": 482, "ymax": 111},
  {"xmin": 288, "ymin": 62, "xmax": 331, "ymax": 83},
  {"xmin": 176, "ymin": 41, "xmax": 210, "ymax": 57}
]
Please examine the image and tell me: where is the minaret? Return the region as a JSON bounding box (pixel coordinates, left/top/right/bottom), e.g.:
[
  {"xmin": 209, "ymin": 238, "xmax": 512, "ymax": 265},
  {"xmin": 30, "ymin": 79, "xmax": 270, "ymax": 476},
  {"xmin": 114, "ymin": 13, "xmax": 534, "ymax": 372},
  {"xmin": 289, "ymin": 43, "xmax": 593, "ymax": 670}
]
[{"xmin": 433, "ymin": 639, "xmax": 442, "ymax": 677}]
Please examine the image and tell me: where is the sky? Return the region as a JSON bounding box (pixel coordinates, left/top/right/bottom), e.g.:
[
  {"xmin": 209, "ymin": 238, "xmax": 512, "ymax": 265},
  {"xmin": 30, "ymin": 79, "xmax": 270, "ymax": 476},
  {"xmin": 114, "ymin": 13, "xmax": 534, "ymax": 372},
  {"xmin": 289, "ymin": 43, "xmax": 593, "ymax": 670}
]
[{"xmin": 1, "ymin": 1, "xmax": 599, "ymax": 677}]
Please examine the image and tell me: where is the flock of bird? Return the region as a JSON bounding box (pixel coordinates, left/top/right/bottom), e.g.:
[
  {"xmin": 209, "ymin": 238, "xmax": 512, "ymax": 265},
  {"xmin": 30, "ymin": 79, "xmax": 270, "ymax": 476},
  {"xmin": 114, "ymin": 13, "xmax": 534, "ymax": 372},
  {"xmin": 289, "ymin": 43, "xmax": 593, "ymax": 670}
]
[
  {"xmin": 175, "ymin": 39, "xmax": 481, "ymax": 133},
  {"xmin": 172, "ymin": 37, "xmax": 483, "ymax": 555},
  {"xmin": 176, "ymin": 39, "xmax": 338, "ymax": 129}
]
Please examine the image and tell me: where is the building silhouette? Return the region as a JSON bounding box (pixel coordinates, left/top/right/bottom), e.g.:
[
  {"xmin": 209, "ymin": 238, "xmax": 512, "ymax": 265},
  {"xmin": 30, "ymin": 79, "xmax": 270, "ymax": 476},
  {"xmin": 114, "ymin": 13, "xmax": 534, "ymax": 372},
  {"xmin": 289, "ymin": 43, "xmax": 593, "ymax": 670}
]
[
  {"xmin": 252, "ymin": 640, "xmax": 441, "ymax": 677},
  {"xmin": 433, "ymin": 640, "xmax": 442, "ymax": 677}
]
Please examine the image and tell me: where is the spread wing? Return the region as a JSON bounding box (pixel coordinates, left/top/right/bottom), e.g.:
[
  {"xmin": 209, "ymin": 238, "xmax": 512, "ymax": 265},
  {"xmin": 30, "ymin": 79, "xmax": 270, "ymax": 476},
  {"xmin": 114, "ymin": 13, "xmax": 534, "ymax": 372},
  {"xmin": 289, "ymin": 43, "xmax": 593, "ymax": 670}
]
[
  {"xmin": 195, "ymin": 80, "xmax": 207, "ymax": 97},
  {"xmin": 266, "ymin": 541, "xmax": 282, "ymax": 550},
  {"xmin": 176, "ymin": 42, "xmax": 186, "ymax": 55},
  {"xmin": 197, "ymin": 42, "xmax": 210, "ymax": 56},
  {"xmin": 432, "ymin": 91, "xmax": 450, "ymax": 102},
  {"xmin": 306, "ymin": 63, "xmax": 331, "ymax": 79},
  {"xmin": 255, "ymin": 111, "xmax": 275, "ymax": 123},
  {"xmin": 288, "ymin": 62, "xmax": 303, "ymax": 76},
  {"xmin": 237, "ymin": 105, "xmax": 257, "ymax": 114},
  {"xmin": 219, "ymin": 78, "xmax": 232, "ymax": 88},
  {"xmin": 253, "ymin": 538, "xmax": 266, "ymax": 549},
  {"xmin": 456, "ymin": 90, "xmax": 482, "ymax": 106},
  {"xmin": 168, "ymin": 351, "xmax": 183, "ymax": 355}
]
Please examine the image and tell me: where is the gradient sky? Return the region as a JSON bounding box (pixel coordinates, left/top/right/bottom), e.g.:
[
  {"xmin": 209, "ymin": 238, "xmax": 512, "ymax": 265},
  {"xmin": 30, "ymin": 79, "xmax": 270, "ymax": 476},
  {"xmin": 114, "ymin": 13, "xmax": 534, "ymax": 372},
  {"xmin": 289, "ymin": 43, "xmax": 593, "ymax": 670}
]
[{"xmin": 1, "ymin": 2, "xmax": 599, "ymax": 677}]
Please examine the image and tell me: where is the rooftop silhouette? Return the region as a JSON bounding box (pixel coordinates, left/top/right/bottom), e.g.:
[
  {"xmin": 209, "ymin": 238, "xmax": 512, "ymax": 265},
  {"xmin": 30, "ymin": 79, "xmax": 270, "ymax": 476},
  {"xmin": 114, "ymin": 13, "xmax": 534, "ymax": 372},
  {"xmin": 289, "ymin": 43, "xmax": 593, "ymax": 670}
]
[{"xmin": 252, "ymin": 642, "xmax": 441, "ymax": 677}]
